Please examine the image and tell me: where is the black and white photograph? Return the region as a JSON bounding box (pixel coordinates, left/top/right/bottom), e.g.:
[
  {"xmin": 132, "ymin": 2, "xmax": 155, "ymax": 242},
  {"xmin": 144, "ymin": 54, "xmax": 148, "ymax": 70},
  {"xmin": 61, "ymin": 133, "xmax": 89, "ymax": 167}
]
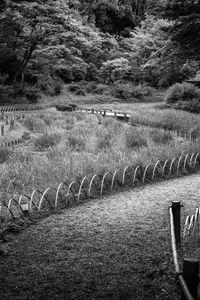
[{"xmin": 0, "ymin": 0, "xmax": 200, "ymax": 299}]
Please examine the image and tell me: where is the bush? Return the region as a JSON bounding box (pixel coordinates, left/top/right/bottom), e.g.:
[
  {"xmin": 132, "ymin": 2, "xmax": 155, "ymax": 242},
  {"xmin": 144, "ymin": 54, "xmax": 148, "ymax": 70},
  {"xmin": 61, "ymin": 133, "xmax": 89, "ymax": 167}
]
[
  {"xmin": 53, "ymin": 82, "xmax": 62, "ymax": 96},
  {"xmin": 173, "ymin": 99, "xmax": 200, "ymax": 114},
  {"xmin": 23, "ymin": 85, "xmax": 40, "ymax": 103},
  {"xmin": 0, "ymin": 148, "xmax": 11, "ymax": 163},
  {"xmin": 189, "ymin": 126, "xmax": 200, "ymax": 141},
  {"xmin": 24, "ymin": 117, "xmax": 46, "ymax": 132},
  {"xmin": 73, "ymin": 112, "xmax": 87, "ymax": 121},
  {"xmin": 38, "ymin": 77, "xmax": 62, "ymax": 96},
  {"xmin": 102, "ymin": 118, "xmax": 123, "ymax": 134},
  {"xmin": 67, "ymin": 134, "xmax": 85, "ymax": 151},
  {"xmin": 112, "ymin": 83, "xmax": 154, "ymax": 100},
  {"xmin": 65, "ymin": 116, "xmax": 75, "ymax": 125},
  {"xmin": 125, "ymin": 129, "xmax": 147, "ymax": 149},
  {"xmin": 149, "ymin": 129, "xmax": 173, "ymax": 145},
  {"xmin": 34, "ymin": 133, "xmax": 61, "ymax": 151},
  {"xmin": 96, "ymin": 127, "xmax": 112, "ymax": 150},
  {"xmin": 165, "ymin": 82, "xmax": 200, "ymax": 105},
  {"xmin": 42, "ymin": 115, "xmax": 52, "ymax": 126}
]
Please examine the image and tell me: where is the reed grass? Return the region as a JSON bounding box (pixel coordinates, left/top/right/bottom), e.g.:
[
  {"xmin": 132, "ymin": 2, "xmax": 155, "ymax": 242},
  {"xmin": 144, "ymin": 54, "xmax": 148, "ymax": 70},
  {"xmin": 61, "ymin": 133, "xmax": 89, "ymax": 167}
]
[{"xmin": 0, "ymin": 107, "xmax": 200, "ymax": 203}]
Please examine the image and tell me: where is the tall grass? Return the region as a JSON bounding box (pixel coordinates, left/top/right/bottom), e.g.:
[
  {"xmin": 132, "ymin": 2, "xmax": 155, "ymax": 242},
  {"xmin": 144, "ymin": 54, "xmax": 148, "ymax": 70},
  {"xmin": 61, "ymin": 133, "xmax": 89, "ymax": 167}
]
[
  {"xmin": 130, "ymin": 108, "xmax": 200, "ymax": 133},
  {"xmin": 1, "ymin": 108, "xmax": 200, "ymax": 200},
  {"xmin": 24, "ymin": 116, "xmax": 46, "ymax": 132}
]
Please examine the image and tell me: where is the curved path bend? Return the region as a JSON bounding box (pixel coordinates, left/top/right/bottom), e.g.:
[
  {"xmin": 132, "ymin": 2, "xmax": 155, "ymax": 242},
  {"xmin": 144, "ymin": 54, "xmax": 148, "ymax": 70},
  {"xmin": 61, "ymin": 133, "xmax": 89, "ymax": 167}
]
[{"xmin": 1, "ymin": 173, "xmax": 200, "ymax": 300}]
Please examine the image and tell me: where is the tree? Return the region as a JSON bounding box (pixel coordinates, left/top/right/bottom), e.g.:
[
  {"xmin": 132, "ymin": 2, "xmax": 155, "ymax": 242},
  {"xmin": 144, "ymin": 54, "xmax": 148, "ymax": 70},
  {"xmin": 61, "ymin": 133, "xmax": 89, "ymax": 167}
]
[
  {"xmin": 100, "ymin": 57, "xmax": 131, "ymax": 83},
  {"xmin": 165, "ymin": 0, "xmax": 200, "ymax": 59}
]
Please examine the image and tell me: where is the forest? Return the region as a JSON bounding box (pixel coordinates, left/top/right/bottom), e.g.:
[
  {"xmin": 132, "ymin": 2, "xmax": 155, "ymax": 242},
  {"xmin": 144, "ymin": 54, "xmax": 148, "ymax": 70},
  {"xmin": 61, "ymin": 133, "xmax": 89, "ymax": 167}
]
[{"xmin": 0, "ymin": 0, "xmax": 200, "ymax": 111}]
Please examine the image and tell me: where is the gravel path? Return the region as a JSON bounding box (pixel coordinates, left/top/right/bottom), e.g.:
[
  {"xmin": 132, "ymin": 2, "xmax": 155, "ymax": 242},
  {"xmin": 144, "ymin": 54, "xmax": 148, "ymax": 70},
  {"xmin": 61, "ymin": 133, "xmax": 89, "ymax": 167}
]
[{"xmin": 1, "ymin": 173, "xmax": 200, "ymax": 300}]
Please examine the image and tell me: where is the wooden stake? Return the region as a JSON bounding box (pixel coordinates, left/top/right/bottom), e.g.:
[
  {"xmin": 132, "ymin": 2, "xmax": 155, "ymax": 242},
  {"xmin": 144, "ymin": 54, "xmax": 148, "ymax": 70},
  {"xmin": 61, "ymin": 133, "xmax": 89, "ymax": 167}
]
[
  {"xmin": 1, "ymin": 125, "xmax": 4, "ymax": 137},
  {"xmin": 172, "ymin": 201, "xmax": 181, "ymax": 248},
  {"xmin": 182, "ymin": 258, "xmax": 199, "ymax": 300}
]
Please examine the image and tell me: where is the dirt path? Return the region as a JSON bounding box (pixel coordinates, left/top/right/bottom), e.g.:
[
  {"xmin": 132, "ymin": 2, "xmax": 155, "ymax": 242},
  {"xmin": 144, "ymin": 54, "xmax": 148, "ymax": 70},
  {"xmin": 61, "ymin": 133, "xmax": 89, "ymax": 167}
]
[{"xmin": 1, "ymin": 174, "xmax": 200, "ymax": 300}]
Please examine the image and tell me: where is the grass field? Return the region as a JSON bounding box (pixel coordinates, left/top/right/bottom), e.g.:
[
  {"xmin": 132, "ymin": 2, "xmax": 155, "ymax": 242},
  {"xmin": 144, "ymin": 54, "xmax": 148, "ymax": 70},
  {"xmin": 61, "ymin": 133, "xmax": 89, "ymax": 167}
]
[{"xmin": 0, "ymin": 102, "xmax": 200, "ymax": 219}]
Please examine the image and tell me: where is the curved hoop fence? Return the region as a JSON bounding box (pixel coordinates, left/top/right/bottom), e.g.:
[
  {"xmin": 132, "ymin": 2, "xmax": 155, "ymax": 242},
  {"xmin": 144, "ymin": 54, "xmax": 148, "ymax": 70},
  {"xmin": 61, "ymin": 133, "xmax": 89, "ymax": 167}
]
[{"xmin": 1, "ymin": 152, "xmax": 199, "ymax": 223}]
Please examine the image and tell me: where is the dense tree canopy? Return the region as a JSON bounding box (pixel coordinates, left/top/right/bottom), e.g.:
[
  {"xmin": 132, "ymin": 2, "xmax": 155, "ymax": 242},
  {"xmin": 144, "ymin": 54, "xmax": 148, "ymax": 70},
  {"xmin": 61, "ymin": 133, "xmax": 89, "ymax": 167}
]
[{"xmin": 0, "ymin": 0, "xmax": 199, "ymax": 103}]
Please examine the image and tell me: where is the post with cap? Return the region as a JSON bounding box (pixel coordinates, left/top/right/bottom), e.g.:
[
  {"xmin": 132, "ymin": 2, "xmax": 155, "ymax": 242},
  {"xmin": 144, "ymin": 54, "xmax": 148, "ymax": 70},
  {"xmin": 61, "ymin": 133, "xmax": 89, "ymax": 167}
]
[{"xmin": 172, "ymin": 201, "xmax": 181, "ymax": 248}]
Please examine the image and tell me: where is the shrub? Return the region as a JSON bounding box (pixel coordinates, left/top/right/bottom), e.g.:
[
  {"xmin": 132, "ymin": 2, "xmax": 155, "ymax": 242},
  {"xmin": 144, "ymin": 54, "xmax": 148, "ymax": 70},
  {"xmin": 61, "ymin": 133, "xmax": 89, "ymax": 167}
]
[
  {"xmin": 165, "ymin": 82, "xmax": 200, "ymax": 105},
  {"xmin": 24, "ymin": 117, "xmax": 46, "ymax": 132},
  {"xmin": 112, "ymin": 83, "xmax": 154, "ymax": 100},
  {"xmin": 189, "ymin": 126, "xmax": 200, "ymax": 141},
  {"xmin": 67, "ymin": 134, "xmax": 85, "ymax": 151},
  {"xmin": 42, "ymin": 115, "xmax": 52, "ymax": 126},
  {"xmin": 73, "ymin": 112, "xmax": 87, "ymax": 121},
  {"xmin": 33, "ymin": 133, "xmax": 61, "ymax": 151},
  {"xmin": 173, "ymin": 99, "xmax": 200, "ymax": 114},
  {"xmin": 65, "ymin": 115, "xmax": 75, "ymax": 125},
  {"xmin": 149, "ymin": 129, "xmax": 173, "ymax": 144},
  {"xmin": 125, "ymin": 129, "xmax": 147, "ymax": 149},
  {"xmin": 96, "ymin": 127, "xmax": 112, "ymax": 150},
  {"xmin": 38, "ymin": 77, "xmax": 62, "ymax": 96},
  {"xmin": 23, "ymin": 85, "xmax": 40, "ymax": 103},
  {"xmin": 53, "ymin": 82, "xmax": 62, "ymax": 96},
  {"xmin": 0, "ymin": 148, "xmax": 11, "ymax": 163},
  {"xmin": 84, "ymin": 82, "xmax": 98, "ymax": 93},
  {"xmin": 102, "ymin": 118, "xmax": 123, "ymax": 134}
]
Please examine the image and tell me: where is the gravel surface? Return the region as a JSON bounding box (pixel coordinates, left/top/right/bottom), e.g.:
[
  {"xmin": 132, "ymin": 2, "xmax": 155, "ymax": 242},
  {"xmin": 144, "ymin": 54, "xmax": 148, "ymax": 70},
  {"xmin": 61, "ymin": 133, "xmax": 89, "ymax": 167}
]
[{"xmin": 1, "ymin": 173, "xmax": 200, "ymax": 300}]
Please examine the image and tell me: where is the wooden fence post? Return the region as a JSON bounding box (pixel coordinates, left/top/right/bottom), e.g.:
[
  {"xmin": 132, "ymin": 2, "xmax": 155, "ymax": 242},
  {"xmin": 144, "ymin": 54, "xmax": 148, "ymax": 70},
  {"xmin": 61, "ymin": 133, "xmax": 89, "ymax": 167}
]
[
  {"xmin": 9, "ymin": 118, "xmax": 14, "ymax": 130},
  {"xmin": 182, "ymin": 258, "xmax": 199, "ymax": 300},
  {"xmin": 172, "ymin": 201, "xmax": 181, "ymax": 248},
  {"xmin": 1, "ymin": 125, "xmax": 4, "ymax": 137}
]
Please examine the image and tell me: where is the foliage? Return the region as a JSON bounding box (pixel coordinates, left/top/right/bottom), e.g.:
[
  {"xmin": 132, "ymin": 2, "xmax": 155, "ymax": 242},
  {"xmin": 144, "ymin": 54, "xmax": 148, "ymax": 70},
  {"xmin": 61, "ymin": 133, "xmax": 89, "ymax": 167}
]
[
  {"xmin": 165, "ymin": 82, "xmax": 200, "ymax": 113},
  {"xmin": 0, "ymin": 0, "xmax": 199, "ymax": 103},
  {"xmin": 0, "ymin": 148, "xmax": 11, "ymax": 164},
  {"xmin": 24, "ymin": 116, "xmax": 46, "ymax": 132},
  {"xmin": 67, "ymin": 134, "xmax": 86, "ymax": 151},
  {"xmin": 125, "ymin": 128, "xmax": 147, "ymax": 149},
  {"xmin": 95, "ymin": 127, "xmax": 112, "ymax": 150},
  {"xmin": 149, "ymin": 129, "xmax": 173, "ymax": 144},
  {"xmin": 100, "ymin": 58, "xmax": 131, "ymax": 83},
  {"xmin": 33, "ymin": 133, "xmax": 62, "ymax": 151},
  {"xmin": 173, "ymin": 99, "xmax": 200, "ymax": 114},
  {"xmin": 112, "ymin": 82, "xmax": 155, "ymax": 100},
  {"xmin": 165, "ymin": 83, "xmax": 200, "ymax": 105},
  {"xmin": 165, "ymin": 0, "xmax": 200, "ymax": 59}
]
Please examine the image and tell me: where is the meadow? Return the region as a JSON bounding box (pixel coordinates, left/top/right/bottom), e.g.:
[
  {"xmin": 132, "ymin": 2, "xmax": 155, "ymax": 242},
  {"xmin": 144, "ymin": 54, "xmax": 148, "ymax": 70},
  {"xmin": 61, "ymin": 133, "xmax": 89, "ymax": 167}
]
[{"xmin": 1, "ymin": 102, "xmax": 200, "ymax": 206}]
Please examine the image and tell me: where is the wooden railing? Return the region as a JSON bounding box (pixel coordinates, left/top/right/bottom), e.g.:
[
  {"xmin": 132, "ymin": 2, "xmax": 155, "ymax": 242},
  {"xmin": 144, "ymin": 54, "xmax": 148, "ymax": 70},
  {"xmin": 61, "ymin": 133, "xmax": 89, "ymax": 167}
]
[{"xmin": 169, "ymin": 202, "xmax": 200, "ymax": 300}]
